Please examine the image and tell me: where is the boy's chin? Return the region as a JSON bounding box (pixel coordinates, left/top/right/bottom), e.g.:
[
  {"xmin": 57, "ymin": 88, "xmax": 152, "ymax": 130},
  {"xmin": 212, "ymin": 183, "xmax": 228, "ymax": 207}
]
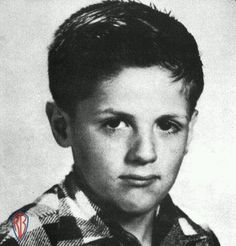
[{"xmin": 114, "ymin": 198, "xmax": 160, "ymax": 216}]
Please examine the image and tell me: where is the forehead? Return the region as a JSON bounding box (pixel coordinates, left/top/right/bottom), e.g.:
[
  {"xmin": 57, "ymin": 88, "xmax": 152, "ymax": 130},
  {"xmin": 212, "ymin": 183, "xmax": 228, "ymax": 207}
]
[{"xmin": 76, "ymin": 66, "xmax": 189, "ymax": 120}]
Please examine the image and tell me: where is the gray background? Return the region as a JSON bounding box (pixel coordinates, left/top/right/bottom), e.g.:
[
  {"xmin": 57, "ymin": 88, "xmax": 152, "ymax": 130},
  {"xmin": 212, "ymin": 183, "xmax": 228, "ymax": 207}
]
[{"xmin": 0, "ymin": 0, "xmax": 236, "ymax": 245}]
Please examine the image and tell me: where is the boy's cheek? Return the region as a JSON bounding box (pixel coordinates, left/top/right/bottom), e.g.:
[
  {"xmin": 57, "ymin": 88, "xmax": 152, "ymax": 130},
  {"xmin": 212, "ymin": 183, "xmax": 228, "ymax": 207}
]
[
  {"xmin": 158, "ymin": 135, "xmax": 188, "ymax": 154},
  {"xmin": 87, "ymin": 131, "xmax": 129, "ymax": 154}
]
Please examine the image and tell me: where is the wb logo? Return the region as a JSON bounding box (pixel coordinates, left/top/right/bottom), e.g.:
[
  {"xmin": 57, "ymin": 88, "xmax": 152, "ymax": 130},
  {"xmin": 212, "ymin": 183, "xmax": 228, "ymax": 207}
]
[{"xmin": 11, "ymin": 212, "xmax": 29, "ymax": 242}]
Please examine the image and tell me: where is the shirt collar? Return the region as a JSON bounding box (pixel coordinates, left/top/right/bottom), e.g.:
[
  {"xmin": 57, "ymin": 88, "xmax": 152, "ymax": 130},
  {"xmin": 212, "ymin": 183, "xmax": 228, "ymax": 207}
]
[{"xmin": 58, "ymin": 170, "xmax": 112, "ymax": 245}]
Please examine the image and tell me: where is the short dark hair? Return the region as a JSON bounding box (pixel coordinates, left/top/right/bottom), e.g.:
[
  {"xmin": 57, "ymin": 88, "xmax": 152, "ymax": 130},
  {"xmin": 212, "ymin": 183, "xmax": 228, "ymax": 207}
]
[{"xmin": 48, "ymin": 0, "xmax": 204, "ymax": 116}]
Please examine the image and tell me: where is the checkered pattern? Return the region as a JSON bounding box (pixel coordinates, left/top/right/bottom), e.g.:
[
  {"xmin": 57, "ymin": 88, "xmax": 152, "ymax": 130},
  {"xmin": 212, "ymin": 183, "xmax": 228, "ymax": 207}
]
[{"xmin": 0, "ymin": 170, "xmax": 220, "ymax": 245}]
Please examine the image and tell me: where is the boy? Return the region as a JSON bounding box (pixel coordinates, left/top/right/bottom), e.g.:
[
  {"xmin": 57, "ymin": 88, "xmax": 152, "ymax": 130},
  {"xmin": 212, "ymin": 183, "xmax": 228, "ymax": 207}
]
[{"xmin": 0, "ymin": 1, "xmax": 220, "ymax": 245}]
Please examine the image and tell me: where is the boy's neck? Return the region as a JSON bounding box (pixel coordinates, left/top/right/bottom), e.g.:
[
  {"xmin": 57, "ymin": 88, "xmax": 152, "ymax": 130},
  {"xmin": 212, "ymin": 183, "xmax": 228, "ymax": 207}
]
[{"xmin": 117, "ymin": 208, "xmax": 157, "ymax": 246}]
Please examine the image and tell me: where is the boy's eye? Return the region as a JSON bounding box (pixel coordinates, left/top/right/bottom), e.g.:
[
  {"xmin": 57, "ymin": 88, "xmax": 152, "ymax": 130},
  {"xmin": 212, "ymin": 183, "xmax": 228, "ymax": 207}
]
[
  {"xmin": 157, "ymin": 119, "xmax": 181, "ymax": 134},
  {"xmin": 104, "ymin": 119, "xmax": 128, "ymax": 130}
]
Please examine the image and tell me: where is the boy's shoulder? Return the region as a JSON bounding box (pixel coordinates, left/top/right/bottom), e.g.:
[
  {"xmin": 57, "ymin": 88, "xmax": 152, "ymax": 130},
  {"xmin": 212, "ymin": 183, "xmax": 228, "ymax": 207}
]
[
  {"xmin": 158, "ymin": 195, "xmax": 220, "ymax": 246},
  {"xmin": 0, "ymin": 184, "xmax": 61, "ymax": 245},
  {"xmin": 0, "ymin": 178, "xmax": 111, "ymax": 246}
]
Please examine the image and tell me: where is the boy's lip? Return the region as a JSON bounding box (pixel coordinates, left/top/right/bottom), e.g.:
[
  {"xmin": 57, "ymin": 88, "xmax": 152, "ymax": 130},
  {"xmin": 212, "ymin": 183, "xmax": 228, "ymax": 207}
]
[
  {"xmin": 119, "ymin": 174, "xmax": 159, "ymax": 180},
  {"xmin": 119, "ymin": 174, "xmax": 159, "ymax": 187}
]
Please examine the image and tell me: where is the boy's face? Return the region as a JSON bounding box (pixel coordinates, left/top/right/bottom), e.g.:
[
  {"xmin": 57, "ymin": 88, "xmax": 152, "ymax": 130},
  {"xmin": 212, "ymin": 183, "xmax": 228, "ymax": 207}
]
[{"xmin": 69, "ymin": 66, "xmax": 197, "ymax": 215}]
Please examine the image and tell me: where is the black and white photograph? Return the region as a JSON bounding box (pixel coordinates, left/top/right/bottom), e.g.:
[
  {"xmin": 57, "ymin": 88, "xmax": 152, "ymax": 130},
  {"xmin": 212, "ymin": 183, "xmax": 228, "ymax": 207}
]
[{"xmin": 0, "ymin": 0, "xmax": 235, "ymax": 245}]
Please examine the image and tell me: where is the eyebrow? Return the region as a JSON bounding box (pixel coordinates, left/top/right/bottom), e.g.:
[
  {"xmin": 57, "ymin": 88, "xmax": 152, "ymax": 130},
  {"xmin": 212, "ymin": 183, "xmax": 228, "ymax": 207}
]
[
  {"xmin": 95, "ymin": 108, "xmax": 135, "ymax": 121},
  {"xmin": 158, "ymin": 114, "xmax": 190, "ymax": 121},
  {"xmin": 95, "ymin": 108, "xmax": 189, "ymax": 121}
]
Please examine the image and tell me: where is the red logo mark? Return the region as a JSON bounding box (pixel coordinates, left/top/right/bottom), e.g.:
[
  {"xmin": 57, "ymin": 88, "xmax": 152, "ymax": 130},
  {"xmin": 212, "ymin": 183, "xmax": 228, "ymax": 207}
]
[{"xmin": 12, "ymin": 212, "xmax": 29, "ymax": 241}]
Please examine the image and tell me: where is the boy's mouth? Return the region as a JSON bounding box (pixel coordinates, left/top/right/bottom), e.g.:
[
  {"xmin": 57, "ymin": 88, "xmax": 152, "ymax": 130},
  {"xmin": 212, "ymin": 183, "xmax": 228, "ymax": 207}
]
[{"xmin": 119, "ymin": 174, "xmax": 159, "ymax": 187}]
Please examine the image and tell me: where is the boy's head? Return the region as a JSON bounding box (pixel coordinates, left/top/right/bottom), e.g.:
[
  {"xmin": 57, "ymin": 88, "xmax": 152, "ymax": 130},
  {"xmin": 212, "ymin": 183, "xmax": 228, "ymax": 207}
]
[
  {"xmin": 46, "ymin": 1, "xmax": 203, "ymax": 215},
  {"xmin": 48, "ymin": 0, "xmax": 203, "ymax": 117}
]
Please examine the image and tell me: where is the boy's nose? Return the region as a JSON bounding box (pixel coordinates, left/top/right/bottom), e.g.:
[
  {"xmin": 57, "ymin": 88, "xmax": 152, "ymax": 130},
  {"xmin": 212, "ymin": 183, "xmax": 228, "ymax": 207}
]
[{"xmin": 125, "ymin": 132, "xmax": 157, "ymax": 165}]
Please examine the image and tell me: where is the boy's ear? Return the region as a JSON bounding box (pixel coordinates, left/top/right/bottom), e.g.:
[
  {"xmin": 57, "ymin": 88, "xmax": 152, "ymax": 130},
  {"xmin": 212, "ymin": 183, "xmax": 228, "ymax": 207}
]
[
  {"xmin": 46, "ymin": 102, "xmax": 73, "ymax": 148},
  {"xmin": 185, "ymin": 109, "xmax": 198, "ymax": 154}
]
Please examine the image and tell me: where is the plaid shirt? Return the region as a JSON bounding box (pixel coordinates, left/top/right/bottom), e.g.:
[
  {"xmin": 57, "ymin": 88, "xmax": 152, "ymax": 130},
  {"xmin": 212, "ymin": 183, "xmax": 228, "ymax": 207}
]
[{"xmin": 0, "ymin": 170, "xmax": 220, "ymax": 246}]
